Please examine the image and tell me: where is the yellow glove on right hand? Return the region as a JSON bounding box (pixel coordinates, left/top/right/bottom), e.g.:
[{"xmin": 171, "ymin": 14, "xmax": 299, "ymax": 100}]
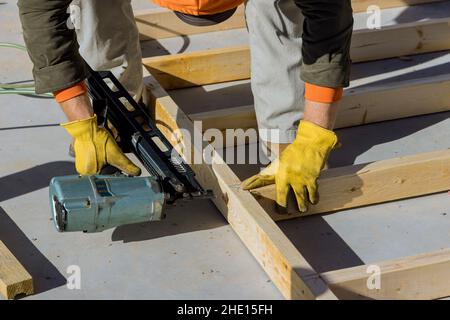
[
  {"xmin": 241, "ymin": 120, "xmax": 337, "ymax": 212},
  {"xmin": 61, "ymin": 115, "xmax": 141, "ymax": 176}
]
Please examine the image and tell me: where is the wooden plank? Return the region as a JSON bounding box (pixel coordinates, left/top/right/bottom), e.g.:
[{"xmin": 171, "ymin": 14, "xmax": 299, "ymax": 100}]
[
  {"xmin": 0, "ymin": 241, "xmax": 33, "ymax": 299},
  {"xmin": 136, "ymin": 1, "xmax": 445, "ymax": 40},
  {"xmin": 334, "ymin": 75, "xmax": 450, "ymax": 128},
  {"xmin": 135, "ymin": 5, "xmax": 245, "ymax": 41},
  {"xmin": 144, "ymin": 46, "xmax": 250, "ymax": 90},
  {"xmin": 143, "ymin": 17, "xmax": 450, "ymax": 90},
  {"xmin": 144, "ymin": 73, "xmax": 338, "ymax": 300},
  {"xmin": 251, "ymin": 149, "xmax": 450, "ymax": 221},
  {"xmin": 313, "ymin": 248, "xmax": 450, "ymax": 299},
  {"xmin": 190, "ymin": 74, "xmax": 450, "ymax": 148},
  {"xmin": 351, "ymin": 18, "xmax": 450, "ymax": 62}
]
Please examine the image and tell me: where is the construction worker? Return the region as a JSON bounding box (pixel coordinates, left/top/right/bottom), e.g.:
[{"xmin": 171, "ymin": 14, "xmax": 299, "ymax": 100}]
[{"xmin": 18, "ymin": 0, "xmax": 353, "ymax": 212}]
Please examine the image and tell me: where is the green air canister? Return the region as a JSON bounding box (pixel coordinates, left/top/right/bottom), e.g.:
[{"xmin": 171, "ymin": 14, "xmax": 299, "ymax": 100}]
[{"xmin": 49, "ymin": 175, "xmax": 166, "ymax": 233}]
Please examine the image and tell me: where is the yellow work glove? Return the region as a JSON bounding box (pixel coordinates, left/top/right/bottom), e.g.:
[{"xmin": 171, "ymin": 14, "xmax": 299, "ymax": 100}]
[
  {"xmin": 61, "ymin": 115, "xmax": 141, "ymax": 176},
  {"xmin": 241, "ymin": 120, "xmax": 337, "ymax": 212}
]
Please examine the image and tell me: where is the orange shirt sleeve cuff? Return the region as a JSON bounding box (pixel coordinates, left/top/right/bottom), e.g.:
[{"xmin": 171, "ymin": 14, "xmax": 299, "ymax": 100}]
[
  {"xmin": 304, "ymin": 83, "xmax": 343, "ymax": 104},
  {"xmin": 53, "ymin": 81, "xmax": 87, "ymax": 103}
]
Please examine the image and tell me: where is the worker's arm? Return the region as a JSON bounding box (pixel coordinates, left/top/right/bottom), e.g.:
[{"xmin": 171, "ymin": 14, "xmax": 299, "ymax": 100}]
[
  {"xmin": 272, "ymin": 0, "xmax": 353, "ymax": 211},
  {"xmin": 18, "ymin": 1, "xmax": 140, "ymax": 176},
  {"xmin": 242, "ymin": 1, "xmax": 352, "ymax": 212}
]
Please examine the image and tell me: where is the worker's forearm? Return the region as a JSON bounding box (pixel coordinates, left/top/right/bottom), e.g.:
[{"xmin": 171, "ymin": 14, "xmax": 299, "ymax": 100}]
[
  {"xmin": 59, "ymin": 93, "xmax": 94, "ymax": 122},
  {"xmin": 303, "ymin": 99, "xmax": 339, "ymax": 131}
]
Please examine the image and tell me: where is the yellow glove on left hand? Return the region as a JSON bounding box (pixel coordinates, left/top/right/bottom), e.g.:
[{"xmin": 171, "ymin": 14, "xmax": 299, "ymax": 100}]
[
  {"xmin": 242, "ymin": 120, "xmax": 337, "ymax": 212},
  {"xmin": 61, "ymin": 115, "xmax": 141, "ymax": 176}
]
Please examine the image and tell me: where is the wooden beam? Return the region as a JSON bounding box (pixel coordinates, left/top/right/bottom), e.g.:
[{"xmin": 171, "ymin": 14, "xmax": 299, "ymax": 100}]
[
  {"xmin": 143, "ymin": 18, "xmax": 450, "ymax": 90},
  {"xmin": 144, "ymin": 46, "xmax": 250, "ymax": 90},
  {"xmin": 144, "ymin": 73, "xmax": 337, "ymax": 300},
  {"xmin": 136, "ymin": 1, "xmax": 445, "ymax": 40},
  {"xmin": 190, "ymin": 74, "xmax": 450, "ymax": 148},
  {"xmin": 334, "ymin": 75, "xmax": 450, "ymax": 128},
  {"xmin": 351, "ymin": 18, "xmax": 450, "ymax": 62},
  {"xmin": 252, "ymin": 149, "xmax": 450, "ymax": 221},
  {"xmin": 314, "ymin": 248, "xmax": 450, "ymax": 299},
  {"xmin": 135, "ymin": 5, "xmax": 245, "ymax": 41},
  {"xmin": 0, "ymin": 241, "xmax": 33, "ymax": 299}
]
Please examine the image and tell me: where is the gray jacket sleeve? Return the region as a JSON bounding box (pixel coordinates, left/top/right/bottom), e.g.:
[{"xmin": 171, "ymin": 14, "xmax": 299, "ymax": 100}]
[
  {"xmin": 18, "ymin": 0, "xmax": 87, "ymax": 94},
  {"xmin": 294, "ymin": 0, "xmax": 354, "ymax": 88}
]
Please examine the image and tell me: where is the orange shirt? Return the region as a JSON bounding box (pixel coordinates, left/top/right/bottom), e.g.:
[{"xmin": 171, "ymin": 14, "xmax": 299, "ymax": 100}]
[{"xmin": 153, "ymin": 0, "xmax": 244, "ymax": 16}]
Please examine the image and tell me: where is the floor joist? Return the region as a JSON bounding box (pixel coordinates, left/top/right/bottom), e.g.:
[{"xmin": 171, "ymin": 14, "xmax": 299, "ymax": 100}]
[
  {"xmin": 0, "ymin": 241, "xmax": 33, "ymax": 299},
  {"xmin": 136, "ymin": 0, "xmax": 445, "ymax": 40},
  {"xmin": 190, "ymin": 74, "xmax": 450, "ymax": 147},
  {"xmin": 317, "ymin": 248, "xmax": 450, "ymax": 299},
  {"xmin": 252, "ymin": 149, "xmax": 450, "ymax": 220},
  {"xmin": 144, "ymin": 74, "xmax": 338, "ymax": 300},
  {"xmin": 143, "ymin": 17, "xmax": 450, "ymax": 90}
]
